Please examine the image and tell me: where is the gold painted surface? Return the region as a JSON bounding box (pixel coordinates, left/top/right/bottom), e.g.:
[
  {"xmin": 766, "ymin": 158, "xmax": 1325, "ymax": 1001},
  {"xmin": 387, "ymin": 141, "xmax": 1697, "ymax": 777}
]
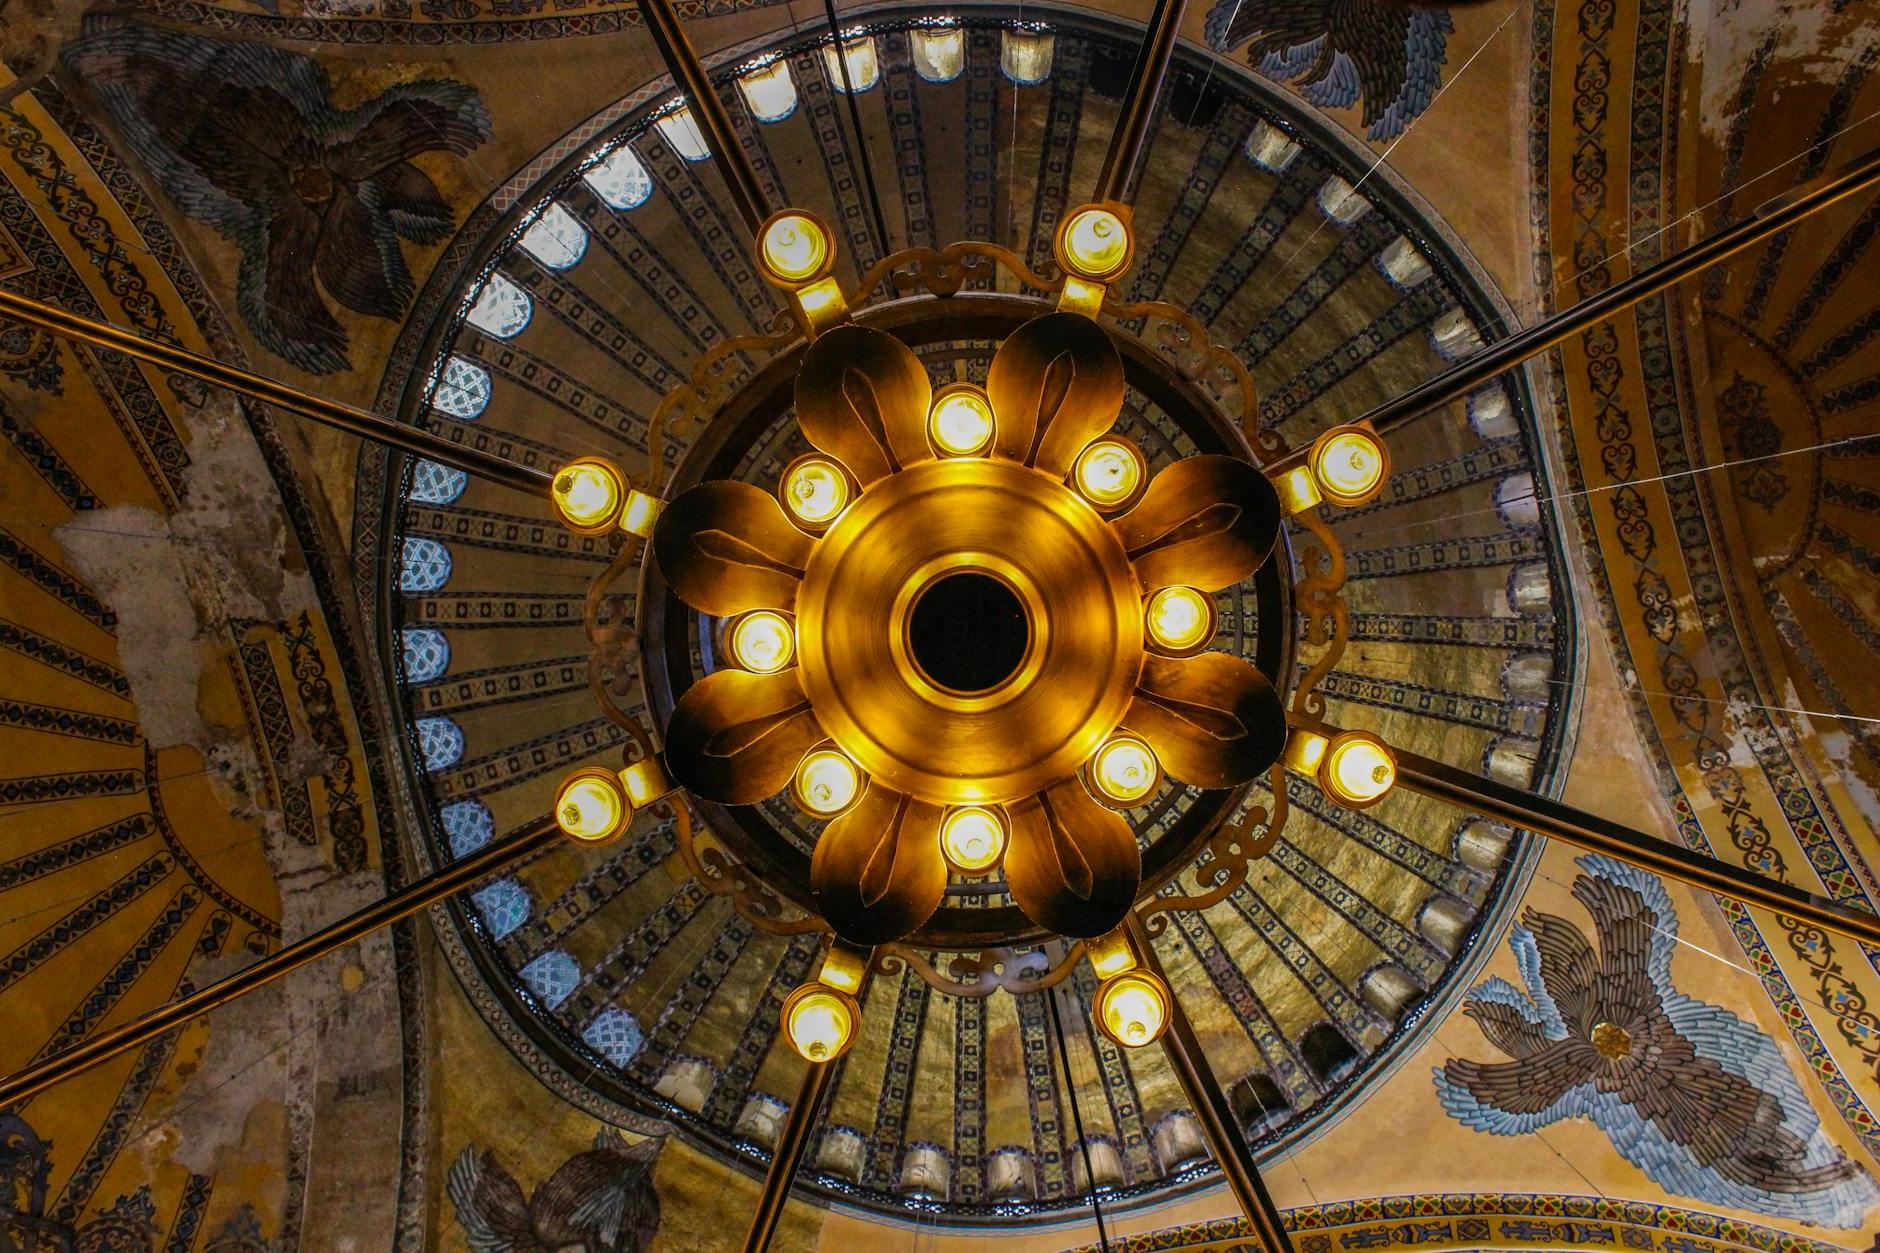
[{"xmin": 796, "ymin": 456, "xmax": 1142, "ymax": 806}]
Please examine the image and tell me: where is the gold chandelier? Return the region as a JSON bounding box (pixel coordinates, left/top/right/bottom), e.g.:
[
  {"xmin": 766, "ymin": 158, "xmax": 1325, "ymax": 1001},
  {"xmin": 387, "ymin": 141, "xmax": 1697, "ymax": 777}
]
[{"xmin": 3, "ymin": 0, "xmax": 1878, "ymax": 1247}]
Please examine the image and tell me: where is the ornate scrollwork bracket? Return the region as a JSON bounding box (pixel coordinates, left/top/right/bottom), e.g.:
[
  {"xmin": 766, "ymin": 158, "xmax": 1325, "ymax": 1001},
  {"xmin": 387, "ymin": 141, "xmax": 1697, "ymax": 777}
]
[
  {"xmin": 1287, "ymin": 506, "xmax": 1350, "ymax": 725},
  {"xmin": 668, "ymin": 796, "xmax": 828, "ymax": 936},
  {"xmin": 875, "ymin": 939, "xmax": 1087, "ymax": 997},
  {"xmin": 1138, "ymin": 759, "xmax": 1290, "ymax": 936}
]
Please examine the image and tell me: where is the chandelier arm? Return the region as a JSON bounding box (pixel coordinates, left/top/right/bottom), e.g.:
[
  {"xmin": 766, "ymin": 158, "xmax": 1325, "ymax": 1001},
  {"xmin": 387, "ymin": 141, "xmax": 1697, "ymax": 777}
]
[
  {"xmin": 1269, "ymin": 144, "xmax": 1880, "ymax": 469},
  {"xmin": 635, "ymin": 0, "xmax": 774, "ymax": 236},
  {"xmin": 743, "ymin": 947, "xmax": 874, "ymax": 1252},
  {"xmin": 1123, "ymin": 911, "xmax": 1295, "ymax": 1253},
  {"xmin": 1093, "ymin": 0, "xmax": 1192, "ymax": 207},
  {"xmin": 0, "ymin": 817, "xmax": 563, "ymax": 1108},
  {"xmin": 0, "ymin": 289, "xmax": 552, "ymax": 494},
  {"xmin": 1392, "ymin": 747, "xmax": 1880, "ymax": 948}
]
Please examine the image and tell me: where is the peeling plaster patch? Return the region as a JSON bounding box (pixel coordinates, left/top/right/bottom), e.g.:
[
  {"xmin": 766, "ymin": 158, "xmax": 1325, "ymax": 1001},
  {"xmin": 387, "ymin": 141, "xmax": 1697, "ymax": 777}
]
[
  {"xmin": 57, "ymin": 504, "xmax": 204, "ymax": 748},
  {"xmin": 1688, "ymin": 0, "xmax": 1861, "ymax": 145},
  {"xmin": 56, "ymin": 406, "xmax": 317, "ymax": 758}
]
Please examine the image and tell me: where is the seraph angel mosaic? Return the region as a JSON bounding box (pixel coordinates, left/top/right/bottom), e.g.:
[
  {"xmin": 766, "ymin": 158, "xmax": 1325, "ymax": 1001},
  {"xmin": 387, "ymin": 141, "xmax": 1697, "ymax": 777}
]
[
  {"xmin": 448, "ymin": 1130, "xmax": 663, "ymax": 1252},
  {"xmin": 64, "ymin": 18, "xmax": 491, "ymax": 375},
  {"xmin": 1203, "ymin": 0, "xmax": 1456, "ymax": 140},
  {"xmin": 1435, "ymin": 855, "xmax": 1880, "ymax": 1227}
]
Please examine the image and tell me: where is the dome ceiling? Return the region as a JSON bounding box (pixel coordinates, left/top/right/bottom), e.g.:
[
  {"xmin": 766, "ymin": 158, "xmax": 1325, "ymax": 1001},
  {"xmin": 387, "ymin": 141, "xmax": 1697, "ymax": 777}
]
[{"xmin": 355, "ymin": 7, "xmax": 1577, "ymax": 1221}]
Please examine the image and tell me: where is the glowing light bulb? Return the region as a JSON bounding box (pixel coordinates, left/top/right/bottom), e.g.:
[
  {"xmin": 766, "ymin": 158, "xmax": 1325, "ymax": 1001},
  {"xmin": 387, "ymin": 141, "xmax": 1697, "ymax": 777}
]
[
  {"xmin": 1321, "ymin": 731, "xmax": 1396, "ymax": 807},
  {"xmin": 929, "ymin": 387, "xmax": 995, "ymax": 456},
  {"xmin": 1145, "ymin": 586, "xmax": 1215, "ymax": 655},
  {"xmin": 554, "ymin": 769, "xmax": 630, "ymax": 842},
  {"xmin": 728, "ymin": 611, "xmax": 795, "ymax": 674},
  {"xmin": 940, "ymin": 805, "xmax": 1006, "ymax": 874},
  {"xmin": 1059, "ymin": 207, "xmax": 1131, "ymax": 281},
  {"xmin": 784, "ymin": 985, "xmax": 858, "ymax": 1061},
  {"xmin": 793, "ymin": 748, "xmax": 862, "ymax": 817},
  {"xmin": 1090, "ymin": 735, "xmax": 1158, "ymax": 807},
  {"xmin": 1309, "ymin": 426, "xmax": 1389, "ymax": 506},
  {"xmin": 1097, "ymin": 972, "xmax": 1169, "ymax": 1048},
  {"xmin": 551, "ymin": 458, "xmax": 625, "ymax": 533},
  {"xmin": 1072, "ymin": 438, "xmax": 1144, "ymax": 510},
  {"xmin": 760, "ymin": 212, "xmax": 831, "ymax": 285},
  {"xmin": 780, "ymin": 457, "xmax": 850, "ymax": 527}
]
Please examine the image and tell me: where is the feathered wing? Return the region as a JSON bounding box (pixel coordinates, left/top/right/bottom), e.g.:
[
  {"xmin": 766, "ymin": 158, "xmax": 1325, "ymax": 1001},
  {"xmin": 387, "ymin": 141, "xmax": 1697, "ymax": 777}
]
[
  {"xmin": 531, "ymin": 1134, "xmax": 662, "ymax": 1251},
  {"xmin": 1200, "ymin": 0, "xmax": 1453, "ymax": 140},
  {"xmin": 447, "ymin": 1148, "xmax": 538, "ymax": 1253},
  {"xmin": 1519, "ymin": 908, "xmax": 1600, "ymax": 1036},
  {"xmin": 1434, "ymin": 1038, "xmax": 1597, "ymax": 1132},
  {"xmin": 63, "ymin": 20, "xmax": 353, "ymax": 372}
]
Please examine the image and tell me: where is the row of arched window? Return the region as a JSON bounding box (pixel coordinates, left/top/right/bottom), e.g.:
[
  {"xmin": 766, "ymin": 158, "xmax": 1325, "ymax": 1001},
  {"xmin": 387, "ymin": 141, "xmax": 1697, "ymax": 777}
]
[
  {"xmin": 437, "ymin": 22, "xmax": 1065, "ymax": 400},
  {"xmin": 434, "ymin": 799, "xmax": 646, "ymax": 1065}
]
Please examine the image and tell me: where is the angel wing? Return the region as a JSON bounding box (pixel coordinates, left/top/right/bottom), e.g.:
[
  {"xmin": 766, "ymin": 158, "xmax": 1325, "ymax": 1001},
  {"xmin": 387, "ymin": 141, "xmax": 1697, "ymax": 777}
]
[{"xmin": 447, "ymin": 1148, "xmax": 539, "ymax": 1253}]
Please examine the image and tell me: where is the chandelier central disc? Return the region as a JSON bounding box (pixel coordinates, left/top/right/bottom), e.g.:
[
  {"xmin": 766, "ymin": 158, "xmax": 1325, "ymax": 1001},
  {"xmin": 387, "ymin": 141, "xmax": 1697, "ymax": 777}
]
[
  {"xmin": 795, "ymin": 457, "xmax": 1143, "ymax": 807},
  {"xmin": 907, "ymin": 571, "xmax": 1029, "ymax": 694}
]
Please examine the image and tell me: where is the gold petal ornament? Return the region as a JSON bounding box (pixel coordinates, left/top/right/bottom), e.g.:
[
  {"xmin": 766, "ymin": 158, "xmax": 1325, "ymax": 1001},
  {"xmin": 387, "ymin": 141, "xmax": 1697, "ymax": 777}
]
[
  {"xmin": 1113, "ymin": 454, "xmax": 1283, "ymax": 593},
  {"xmin": 810, "ymin": 783, "xmax": 949, "ymax": 944},
  {"xmin": 1003, "ymin": 777, "xmax": 1141, "ymax": 937},
  {"xmin": 986, "ymin": 312, "xmax": 1126, "ymax": 473},
  {"xmin": 794, "ymin": 324, "xmax": 935, "ymax": 483},
  {"xmin": 1127, "ymin": 652, "xmax": 1287, "ymax": 789},
  {"xmin": 663, "ymin": 668, "xmax": 825, "ymax": 805},
  {"xmin": 653, "ymin": 480, "xmax": 815, "ymax": 615}
]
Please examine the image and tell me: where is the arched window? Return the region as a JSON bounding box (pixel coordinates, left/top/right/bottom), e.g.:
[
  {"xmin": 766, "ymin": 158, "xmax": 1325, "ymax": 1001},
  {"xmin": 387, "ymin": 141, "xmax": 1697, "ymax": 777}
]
[
  {"xmin": 584, "ymin": 145, "xmax": 654, "ymax": 210},
  {"xmin": 823, "ymin": 34, "xmax": 881, "ymax": 92},
  {"xmin": 1001, "ymin": 29, "xmax": 1054, "ymax": 84},
  {"xmin": 472, "ymin": 879, "xmax": 531, "ymax": 939},
  {"xmin": 583, "ymin": 1007, "xmax": 646, "ymax": 1065},
  {"xmin": 410, "ymin": 460, "xmax": 468, "ymax": 504},
  {"xmin": 401, "ymin": 628, "xmax": 450, "ymax": 682},
  {"xmin": 431, "ymin": 356, "xmax": 490, "ymax": 421},
  {"xmin": 520, "ymin": 950, "xmax": 582, "ymax": 1009},
  {"xmin": 441, "ymin": 799, "xmax": 494, "ymax": 857},
  {"xmin": 416, "ymin": 715, "xmax": 464, "ymax": 771},
  {"xmin": 738, "ymin": 59, "xmax": 798, "ymax": 123},
  {"xmin": 466, "ymin": 272, "xmax": 532, "ymax": 338},
  {"xmin": 1299, "ymin": 1022, "xmax": 1359, "ymax": 1086},
  {"xmin": 910, "ymin": 24, "xmax": 964, "ymax": 83},
  {"xmin": 520, "ymin": 203, "xmax": 589, "ymax": 270},
  {"xmin": 399, "ymin": 537, "xmax": 452, "ymax": 592},
  {"xmin": 655, "ymin": 107, "xmax": 711, "ymax": 162}
]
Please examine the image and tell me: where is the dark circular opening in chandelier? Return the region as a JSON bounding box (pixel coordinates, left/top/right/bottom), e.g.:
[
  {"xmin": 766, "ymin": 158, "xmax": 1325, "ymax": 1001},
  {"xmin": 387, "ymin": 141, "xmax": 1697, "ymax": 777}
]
[{"xmin": 907, "ymin": 571, "xmax": 1029, "ymax": 694}]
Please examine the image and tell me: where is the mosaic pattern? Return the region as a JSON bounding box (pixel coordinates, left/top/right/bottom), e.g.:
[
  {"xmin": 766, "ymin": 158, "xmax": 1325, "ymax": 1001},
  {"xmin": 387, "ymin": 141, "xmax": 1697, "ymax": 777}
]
[
  {"xmin": 1064, "ymin": 1192, "xmax": 1863, "ymax": 1253},
  {"xmin": 64, "ymin": 18, "xmax": 491, "ymax": 373},
  {"xmin": 1438, "ymin": 856, "xmax": 1878, "ymax": 1225}
]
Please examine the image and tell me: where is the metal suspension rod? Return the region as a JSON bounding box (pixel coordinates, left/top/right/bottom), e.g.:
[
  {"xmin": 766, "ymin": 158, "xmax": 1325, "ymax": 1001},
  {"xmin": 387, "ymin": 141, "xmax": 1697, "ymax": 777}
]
[
  {"xmin": 0, "ymin": 818, "xmax": 563, "ymax": 1108},
  {"xmin": 0, "ymin": 288, "xmax": 552, "ymax": 495},
  {"xmin": 1394, "ymin": 749, "xmax": 1880, "ymax": 948},
  {"xmin": 1271, "ymin": 145, "xmax": 1880, "ymax": 465},
  {"xmin": 1125, "ymin": 913, "xmax": 1294, "ymax": 1253},
  {"xmin": 742, "ymin": 950, "xmax": 872, "ymax": 1252},
  {"xmin": 1093, "ymin": 0, "xmax": 1190, "ymax": 206},
  {"xmin": 636, "ymin": 0, "xmax": 774, "ymax": 237}
]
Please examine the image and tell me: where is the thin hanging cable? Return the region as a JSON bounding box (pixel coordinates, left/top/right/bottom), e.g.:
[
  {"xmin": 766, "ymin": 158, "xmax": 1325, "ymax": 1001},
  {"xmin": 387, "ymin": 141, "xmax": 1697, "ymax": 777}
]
[
  {"xmin": 821, "ymin": 1, "xmax": 894, "ymax": 267},
  {"xmin": 1262, "ymin": 0, "xmax": 1531, "ymax": 291},
  {"xmin": 1047, "ymin": 983, "xmax": 1112, "ymax": 1252}
]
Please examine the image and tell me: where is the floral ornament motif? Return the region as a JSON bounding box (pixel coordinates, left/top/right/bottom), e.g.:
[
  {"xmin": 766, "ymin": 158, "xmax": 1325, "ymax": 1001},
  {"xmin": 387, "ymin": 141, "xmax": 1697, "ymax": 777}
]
[
  {"xmin": 65, "ymin": 17, "xmax": 491, "ymax": 374},
  {"xmin": 1435, "ymin": 854, "xmax": 1880, "ymax": 1226},
  {"xmin": 654, "ymin": 310, "xmax": 1287, "ymax": 946}
]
